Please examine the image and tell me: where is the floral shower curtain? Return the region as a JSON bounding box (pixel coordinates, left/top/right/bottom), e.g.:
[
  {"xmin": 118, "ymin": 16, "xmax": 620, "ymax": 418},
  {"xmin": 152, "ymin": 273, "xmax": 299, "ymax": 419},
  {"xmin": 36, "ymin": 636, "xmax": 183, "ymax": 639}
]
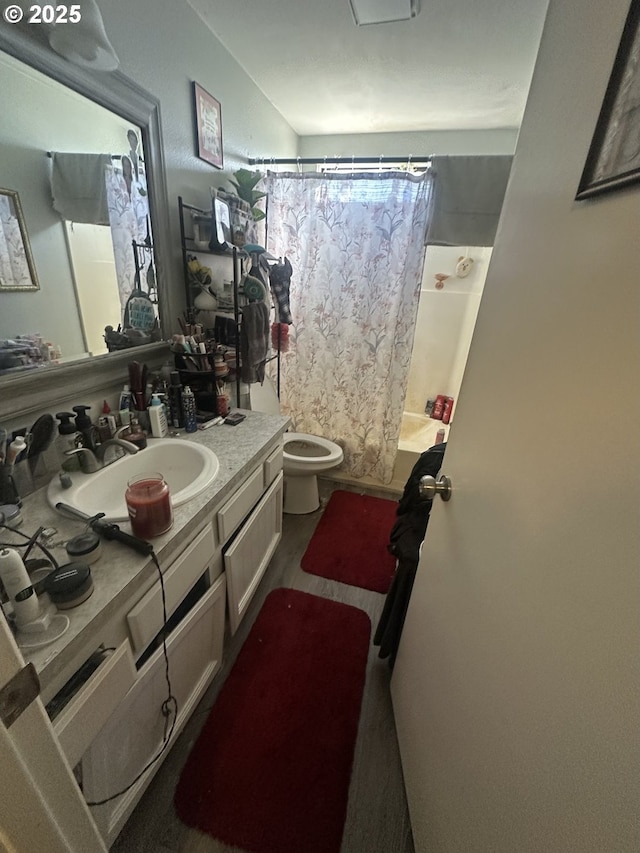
[
  {"xmin": 265, "ymin": 170, "xmax": 433, "ymax": 484},
  {"xmin": 105, "ymin": 157, "xmax": 152, "ymax": 321}
]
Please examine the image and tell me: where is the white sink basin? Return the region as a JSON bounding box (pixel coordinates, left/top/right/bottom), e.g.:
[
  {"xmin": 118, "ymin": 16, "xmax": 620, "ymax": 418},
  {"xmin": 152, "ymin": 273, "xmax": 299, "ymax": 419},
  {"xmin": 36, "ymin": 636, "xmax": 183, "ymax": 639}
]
[{"xmin": 47, "ymin": 438, "xmax": 219, "ymax": 522}]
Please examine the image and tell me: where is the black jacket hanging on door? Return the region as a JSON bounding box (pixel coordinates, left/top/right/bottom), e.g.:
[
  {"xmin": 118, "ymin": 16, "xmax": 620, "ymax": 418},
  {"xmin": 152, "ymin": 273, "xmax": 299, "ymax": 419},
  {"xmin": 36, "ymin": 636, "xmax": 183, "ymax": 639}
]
[{"xmin": 374, "ymin": 442, "xmax": 446, "ymax": 667}]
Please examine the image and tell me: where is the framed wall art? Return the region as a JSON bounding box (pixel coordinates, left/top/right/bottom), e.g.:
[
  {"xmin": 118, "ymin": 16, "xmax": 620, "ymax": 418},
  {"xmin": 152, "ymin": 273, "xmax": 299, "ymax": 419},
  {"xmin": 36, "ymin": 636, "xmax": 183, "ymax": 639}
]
[
  {"xmin": 0, "ymin": 188, "xmax": 40, "ymax": 291},
  {"xmin": 576, "ymin": 0, "xmax": 640, "ymax": 199},
  {"xmin": 193, "ymin": 82, "xmax": 223, "ymax": 170}
]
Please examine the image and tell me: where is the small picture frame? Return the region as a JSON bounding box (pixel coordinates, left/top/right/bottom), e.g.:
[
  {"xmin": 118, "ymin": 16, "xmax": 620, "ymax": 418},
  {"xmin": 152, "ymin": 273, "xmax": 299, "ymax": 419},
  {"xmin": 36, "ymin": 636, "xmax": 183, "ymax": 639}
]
[
  {"xmin": 193, "ymin": 82, "xmax": 223, "ymax": 169},
  {"xmin": 576, "ymin": 0, "xmax": 640, "ymax": 200}
]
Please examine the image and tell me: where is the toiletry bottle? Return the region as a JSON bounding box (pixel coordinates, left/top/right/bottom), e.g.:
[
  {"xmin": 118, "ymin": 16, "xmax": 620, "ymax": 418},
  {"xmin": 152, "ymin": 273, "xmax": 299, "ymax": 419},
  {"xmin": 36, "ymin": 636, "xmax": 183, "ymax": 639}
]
[
  {"xmin": 102, "ymin": 400, "xmax": 117, "ymax": 436},
  {"xmin": 97, "ymin": 417, "xmax": 111, "ymax": 443},
  {"xmin": 432, "ymin": 395, "xmax": 446, "ymax": 420},
  {"xmin": 72, "ymin": 405, "xmax": 98, "ymax": 452},
  {"xmin": 119, "ymin": 384, "xmax": 132, "ymax": 427},
  {"xmin": 122, "ymin": 416, "xmax": 148, "ymax": 450},
  {"xmin": 149, "ymin": 394, "xmax": 169, "ymax": 438},
  {"xmin": 181, "ymin": 385, "xmax": 197, "ymax": 433},
  {"xmin": 55, "ymin": 412, "xmax": 81, "ymax": 471},
  {"xmin": 168, "ymin": 371, "xmax": 184, "ymax": 429},
  {"xmin": 0, "ymin": 547, "xmax": 40, "ymax": 628},
  {"xmin": 0, "ymin": 436, "xmax": 27, "ymax": 509}
]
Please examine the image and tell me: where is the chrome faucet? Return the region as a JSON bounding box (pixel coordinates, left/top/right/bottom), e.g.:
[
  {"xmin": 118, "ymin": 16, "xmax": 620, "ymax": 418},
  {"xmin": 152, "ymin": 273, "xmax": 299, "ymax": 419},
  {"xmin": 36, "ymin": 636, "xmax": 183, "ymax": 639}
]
[{"xmin": 65, "ymin": 439, "xmax": 139, "ymax": 473}]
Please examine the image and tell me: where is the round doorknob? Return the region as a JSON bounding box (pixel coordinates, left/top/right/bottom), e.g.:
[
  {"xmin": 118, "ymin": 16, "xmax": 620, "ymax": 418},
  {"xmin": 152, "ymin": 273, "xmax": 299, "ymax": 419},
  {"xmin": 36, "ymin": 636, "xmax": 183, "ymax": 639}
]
[{"xmin": 418, "ymin": 474, "xmax": 452, "ymax": 502}]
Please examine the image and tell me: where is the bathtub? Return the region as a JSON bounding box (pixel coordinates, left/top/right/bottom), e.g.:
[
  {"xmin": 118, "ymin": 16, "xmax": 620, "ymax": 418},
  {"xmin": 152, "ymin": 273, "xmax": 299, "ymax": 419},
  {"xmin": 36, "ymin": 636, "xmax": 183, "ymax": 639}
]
[
  {"xmin": 399, "ymin": 411, "xmax": 449, "ymax": 454},
  {"xmin": 390, "ymin": 412, "xmax": 449, "ymax": 489}
]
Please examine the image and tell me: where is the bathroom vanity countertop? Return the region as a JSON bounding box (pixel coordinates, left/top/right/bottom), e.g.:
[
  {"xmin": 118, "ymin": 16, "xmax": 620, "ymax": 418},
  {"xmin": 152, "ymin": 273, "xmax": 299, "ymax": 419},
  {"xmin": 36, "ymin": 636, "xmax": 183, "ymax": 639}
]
[{"xmin": 9, "ymin": 410, "xmax": 290, "ymax": 698}]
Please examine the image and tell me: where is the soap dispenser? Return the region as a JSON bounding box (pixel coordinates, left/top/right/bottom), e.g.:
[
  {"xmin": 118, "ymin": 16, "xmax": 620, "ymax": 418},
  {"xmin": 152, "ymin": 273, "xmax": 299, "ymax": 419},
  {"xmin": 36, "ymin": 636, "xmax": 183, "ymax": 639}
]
[
  {"xmin": 55, "ymin": 412, "xmax": 81, "ymax": 471},
  {"xmin": 72, "ymin": 405, "xmax": 98, "ymax": 452}
]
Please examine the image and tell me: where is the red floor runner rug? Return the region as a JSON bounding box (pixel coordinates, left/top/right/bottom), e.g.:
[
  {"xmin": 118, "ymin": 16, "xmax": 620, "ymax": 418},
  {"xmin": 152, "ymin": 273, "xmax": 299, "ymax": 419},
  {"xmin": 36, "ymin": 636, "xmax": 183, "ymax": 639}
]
[
  {"xmin": 174, "ymin": 588, "xmax": 371, "ymax": 853},
  {"xmin": 301, "ymin": 490, "xmax": 398, "ymax": 593}
]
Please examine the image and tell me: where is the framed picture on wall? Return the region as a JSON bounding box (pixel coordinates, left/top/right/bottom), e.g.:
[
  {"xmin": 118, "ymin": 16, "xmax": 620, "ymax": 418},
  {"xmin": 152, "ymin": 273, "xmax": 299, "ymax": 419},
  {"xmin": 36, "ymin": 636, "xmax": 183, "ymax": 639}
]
[
  {"xmin": 576, "ymin": 0, "xmax": 640, "ymax": 199},
  {"xmin": 193, "ymin": 82, "xmax": 223, "ymax": 169}
]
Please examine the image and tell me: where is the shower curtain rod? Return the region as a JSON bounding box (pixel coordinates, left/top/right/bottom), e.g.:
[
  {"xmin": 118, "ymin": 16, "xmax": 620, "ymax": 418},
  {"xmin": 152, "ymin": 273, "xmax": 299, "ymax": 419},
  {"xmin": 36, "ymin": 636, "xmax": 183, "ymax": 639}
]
[{"xmin": 248, "ymin": 155, "xmax": 432, "ymax": 166}]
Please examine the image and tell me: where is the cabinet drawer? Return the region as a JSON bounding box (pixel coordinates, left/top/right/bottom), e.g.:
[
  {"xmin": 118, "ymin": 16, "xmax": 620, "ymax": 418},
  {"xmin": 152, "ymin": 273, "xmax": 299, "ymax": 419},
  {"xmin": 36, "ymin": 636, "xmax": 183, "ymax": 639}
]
[
  {"xmin": 127, "ymin": 523, "xmax": 216, "ymax": 654},
  {"xmin": 217, "ymin": 464, "xmax": 264, "ymax": 542},
  {"xmin": 264, "ymin": 442, "xmax": 283, "ymax": 488},
  {"xmin": 53, "ymin": 640, "xmax": 136, "ymax": 769}
]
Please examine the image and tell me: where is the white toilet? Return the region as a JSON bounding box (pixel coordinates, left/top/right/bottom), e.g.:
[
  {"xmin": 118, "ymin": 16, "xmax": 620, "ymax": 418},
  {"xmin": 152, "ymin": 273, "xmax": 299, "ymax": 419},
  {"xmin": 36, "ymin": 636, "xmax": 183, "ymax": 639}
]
[{"xmin": 250, "ymin": 379, "xmax": 344, "ymax": 514}]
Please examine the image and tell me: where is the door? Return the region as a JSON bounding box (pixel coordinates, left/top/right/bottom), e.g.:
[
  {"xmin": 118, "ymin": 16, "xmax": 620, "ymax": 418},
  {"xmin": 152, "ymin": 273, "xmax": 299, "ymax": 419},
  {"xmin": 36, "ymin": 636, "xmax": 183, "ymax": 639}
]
[
  {"xmin": 391, "ymin": 1, "xmax": 640, "ymax": 851},
  {"xmin": 0, "ymin": 615, "xmax": 106, "ymax": 852}
]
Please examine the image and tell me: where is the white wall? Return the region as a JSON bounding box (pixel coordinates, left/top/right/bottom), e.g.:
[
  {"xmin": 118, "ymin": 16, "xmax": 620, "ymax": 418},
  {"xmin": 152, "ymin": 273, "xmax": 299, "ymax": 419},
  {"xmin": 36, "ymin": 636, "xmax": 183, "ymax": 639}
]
[{"xmin": 404, "ymin": 245, "xmax": 491, "ymax": 416}]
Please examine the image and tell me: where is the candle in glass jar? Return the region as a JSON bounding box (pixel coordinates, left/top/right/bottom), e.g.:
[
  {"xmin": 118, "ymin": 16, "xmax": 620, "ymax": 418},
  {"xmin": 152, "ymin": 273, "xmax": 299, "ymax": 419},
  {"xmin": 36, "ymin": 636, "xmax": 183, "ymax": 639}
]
[{"xmin": 125, "ymin": 473, "xmax": 173, "ymax": 539}]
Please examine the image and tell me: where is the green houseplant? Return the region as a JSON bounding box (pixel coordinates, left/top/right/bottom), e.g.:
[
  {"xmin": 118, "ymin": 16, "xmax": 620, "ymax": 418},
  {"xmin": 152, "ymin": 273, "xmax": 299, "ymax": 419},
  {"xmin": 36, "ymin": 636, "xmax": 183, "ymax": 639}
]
[{"xmin": 229, "ymin": 169, "xmax": 266, "ymax": 222}]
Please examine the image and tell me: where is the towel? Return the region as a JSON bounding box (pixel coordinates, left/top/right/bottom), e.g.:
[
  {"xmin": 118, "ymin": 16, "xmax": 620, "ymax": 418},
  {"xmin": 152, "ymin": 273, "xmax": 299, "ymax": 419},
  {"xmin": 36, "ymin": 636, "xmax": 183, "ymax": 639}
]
[
  {"xmin": 240, "ymin": 301, "xmax": 270, "ymax": 384},
  {"xmin": 269, "ymin": 258, "xmax": 293, "ymax": 324},
  {"xmin": 50, "ymin": 152, "xmax": 111, "ymax": 225}
]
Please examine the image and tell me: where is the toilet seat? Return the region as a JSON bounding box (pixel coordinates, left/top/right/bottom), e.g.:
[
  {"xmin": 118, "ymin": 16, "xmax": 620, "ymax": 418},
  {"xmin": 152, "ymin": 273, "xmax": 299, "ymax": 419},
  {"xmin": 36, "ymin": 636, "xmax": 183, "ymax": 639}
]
[{"xmin": 283, "ymin": 433, "xmax": 343, "ymax": 471}]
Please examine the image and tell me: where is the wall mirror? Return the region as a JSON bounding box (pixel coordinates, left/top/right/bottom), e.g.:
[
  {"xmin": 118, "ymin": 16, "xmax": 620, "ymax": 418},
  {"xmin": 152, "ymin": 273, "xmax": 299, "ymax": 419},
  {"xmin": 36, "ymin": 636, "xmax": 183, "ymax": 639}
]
[
  {"xmin": 0, "ymin": 27, "xmax": 172, "ymax": 420},
  {"xmin": 0, "ymin": 188, "xmax": 40, "ymax": 292}
]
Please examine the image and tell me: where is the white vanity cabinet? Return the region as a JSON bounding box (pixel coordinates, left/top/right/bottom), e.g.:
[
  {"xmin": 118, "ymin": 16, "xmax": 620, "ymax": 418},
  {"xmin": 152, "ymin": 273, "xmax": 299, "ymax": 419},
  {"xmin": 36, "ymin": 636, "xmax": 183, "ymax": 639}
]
[
  {"xmin": 53, "ymin": 432, "xmax": 286, "ymax": 847},
  {"xmin": 81, "ymin": 574, "xmax": 226, "ymax": 844}
]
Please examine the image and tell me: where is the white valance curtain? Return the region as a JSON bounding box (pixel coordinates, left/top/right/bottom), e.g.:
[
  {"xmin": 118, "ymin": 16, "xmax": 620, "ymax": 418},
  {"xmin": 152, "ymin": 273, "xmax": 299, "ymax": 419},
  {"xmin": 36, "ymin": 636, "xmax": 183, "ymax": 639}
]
[{"xmin": 265, "ymin": 170, "xmax": 433, "ymax": 484}]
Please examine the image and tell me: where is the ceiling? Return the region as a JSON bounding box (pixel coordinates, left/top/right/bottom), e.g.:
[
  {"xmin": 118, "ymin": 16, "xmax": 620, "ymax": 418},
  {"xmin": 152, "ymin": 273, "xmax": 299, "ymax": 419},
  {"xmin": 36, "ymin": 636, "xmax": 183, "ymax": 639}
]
[{"xmin": 188, "ymin": 0, "xmax": 550, "ymax": 136}]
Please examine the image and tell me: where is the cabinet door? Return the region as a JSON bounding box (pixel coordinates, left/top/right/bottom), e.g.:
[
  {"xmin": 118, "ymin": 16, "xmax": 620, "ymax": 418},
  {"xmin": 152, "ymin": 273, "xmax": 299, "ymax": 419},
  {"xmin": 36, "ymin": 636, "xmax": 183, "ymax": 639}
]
[
  {"xmin": 53, "ymin": 641, "xmax": 136, "ymax": 770},
  {"xmin": 127, "ymin": 522, "xmax": 217, "ymax": 655},
  {"xmin": 81, "ymin": 574, "xmax": 226, "ymax": 846},
  {"xmin": 224, "ymin": 471, "xmax": 283, "ymax": 635}
]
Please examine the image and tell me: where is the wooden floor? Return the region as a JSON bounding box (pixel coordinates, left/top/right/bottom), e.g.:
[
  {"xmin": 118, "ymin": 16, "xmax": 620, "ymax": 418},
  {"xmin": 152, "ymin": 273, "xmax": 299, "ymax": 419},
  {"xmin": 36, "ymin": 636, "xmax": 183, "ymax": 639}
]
[{"xmin": 111, "ymin": 480, "xmax": 415, "ymax": 853}]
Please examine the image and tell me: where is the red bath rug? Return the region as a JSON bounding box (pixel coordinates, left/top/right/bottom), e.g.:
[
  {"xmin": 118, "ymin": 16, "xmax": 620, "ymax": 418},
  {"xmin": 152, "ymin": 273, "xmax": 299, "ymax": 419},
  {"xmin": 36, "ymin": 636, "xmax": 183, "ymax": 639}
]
[
  {"xmin": 174, "ymin": 587, "xmax": 371, "ymax": 853},
  {"xmin": 301, "ymin": 490, "xmax": 398, "ymax": 593}
]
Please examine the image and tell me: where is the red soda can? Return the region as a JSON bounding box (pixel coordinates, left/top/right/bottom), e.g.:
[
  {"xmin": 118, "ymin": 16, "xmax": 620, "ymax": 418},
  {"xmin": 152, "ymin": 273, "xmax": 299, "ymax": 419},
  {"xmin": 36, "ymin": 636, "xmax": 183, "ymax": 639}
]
[{"xmin": 442, "ymin": 397, "xmax": 454, "ymax": 424}]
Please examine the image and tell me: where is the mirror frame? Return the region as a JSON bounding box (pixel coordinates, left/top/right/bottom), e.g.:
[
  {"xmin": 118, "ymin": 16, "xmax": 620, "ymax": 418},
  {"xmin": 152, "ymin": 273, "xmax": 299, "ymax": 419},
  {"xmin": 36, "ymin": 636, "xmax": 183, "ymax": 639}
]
[
  {"xmin": 0, "ymin": 188, "xmax": 40, "ymax": 292},
  {"xmin": 0, "ymin": 27, "xmax": 172, "ymax": 421}
]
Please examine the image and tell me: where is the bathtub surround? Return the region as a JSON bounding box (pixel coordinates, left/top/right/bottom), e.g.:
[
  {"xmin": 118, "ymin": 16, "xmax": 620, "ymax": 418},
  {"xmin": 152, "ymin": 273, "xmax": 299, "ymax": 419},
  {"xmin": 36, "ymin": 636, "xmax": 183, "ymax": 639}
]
[
  {"xmin": 400, "ymin": 244, "xmax": 491, "ymax": 457},
  {"xmin": 265, "ymin": 170, "xmax": 433, "ymax": 484},
  {"xmin": 174, "ymin": 587, "xmax": 371, "ymax": 853},
  {"xmin": 301, "ymin": 490, "xmax": 398, "ymax": 593}
]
